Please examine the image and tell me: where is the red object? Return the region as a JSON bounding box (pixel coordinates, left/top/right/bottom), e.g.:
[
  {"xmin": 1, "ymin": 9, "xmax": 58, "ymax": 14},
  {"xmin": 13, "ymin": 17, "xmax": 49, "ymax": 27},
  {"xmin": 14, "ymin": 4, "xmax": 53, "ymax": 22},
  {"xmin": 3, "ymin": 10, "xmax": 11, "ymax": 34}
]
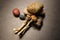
[{"xmin": 12, "ymin": 8, "xmax": 20, "ymax": 17}]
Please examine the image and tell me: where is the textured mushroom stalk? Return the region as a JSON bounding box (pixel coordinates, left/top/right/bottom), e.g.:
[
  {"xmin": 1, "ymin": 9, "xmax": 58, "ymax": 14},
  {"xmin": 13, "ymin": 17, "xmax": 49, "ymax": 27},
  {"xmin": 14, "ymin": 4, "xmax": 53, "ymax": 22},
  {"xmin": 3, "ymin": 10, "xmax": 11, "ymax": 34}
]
[
  {"xmin": 13, "ymin": 19, "xmax": 32, "ymax": 35},
  {"xmin": 18, "ymin": 20, "xmax": 33, "ymax": 35},
  {"xmin": 13, "ymin": 19, "xmax": 29, "ymax": 34}
]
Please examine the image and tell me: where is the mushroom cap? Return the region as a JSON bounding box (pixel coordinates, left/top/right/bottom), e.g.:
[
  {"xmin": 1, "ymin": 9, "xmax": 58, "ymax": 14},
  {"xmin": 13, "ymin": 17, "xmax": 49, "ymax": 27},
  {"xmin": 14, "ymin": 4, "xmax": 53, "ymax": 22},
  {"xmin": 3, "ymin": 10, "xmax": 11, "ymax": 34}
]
[
  {"xmin": 23, "ymin": 2, "xmax": 44, "ymax": 15},
  {"xmin": 27, "ymin": 2, "xmax": 44, "ymax": 14}
]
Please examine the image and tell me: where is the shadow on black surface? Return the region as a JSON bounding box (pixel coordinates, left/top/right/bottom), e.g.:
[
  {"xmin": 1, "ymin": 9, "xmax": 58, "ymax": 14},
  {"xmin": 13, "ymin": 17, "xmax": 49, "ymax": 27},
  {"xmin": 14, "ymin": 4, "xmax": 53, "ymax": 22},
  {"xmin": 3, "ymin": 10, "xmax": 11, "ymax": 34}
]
[{"xmin": 33, "ymin": 21, "xmax": 43, "ymax": 30}]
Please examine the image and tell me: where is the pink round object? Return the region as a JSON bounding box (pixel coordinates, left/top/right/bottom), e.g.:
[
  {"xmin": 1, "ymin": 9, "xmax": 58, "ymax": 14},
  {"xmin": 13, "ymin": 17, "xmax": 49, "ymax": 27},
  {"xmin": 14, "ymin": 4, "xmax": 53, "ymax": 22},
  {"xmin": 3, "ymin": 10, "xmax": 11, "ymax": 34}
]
[{"xmin": 12, "ymin": 8, "xmax": 20, "ymax": 17}]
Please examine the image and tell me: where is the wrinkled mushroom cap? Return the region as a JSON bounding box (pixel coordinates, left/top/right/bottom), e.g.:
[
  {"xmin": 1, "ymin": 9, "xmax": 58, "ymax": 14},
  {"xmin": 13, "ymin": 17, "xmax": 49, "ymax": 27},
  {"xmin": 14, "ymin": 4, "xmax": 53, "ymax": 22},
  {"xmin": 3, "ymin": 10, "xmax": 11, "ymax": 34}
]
[{"xmin": 23, "ymin": 2, "xmax": 44, "ymax": 15}]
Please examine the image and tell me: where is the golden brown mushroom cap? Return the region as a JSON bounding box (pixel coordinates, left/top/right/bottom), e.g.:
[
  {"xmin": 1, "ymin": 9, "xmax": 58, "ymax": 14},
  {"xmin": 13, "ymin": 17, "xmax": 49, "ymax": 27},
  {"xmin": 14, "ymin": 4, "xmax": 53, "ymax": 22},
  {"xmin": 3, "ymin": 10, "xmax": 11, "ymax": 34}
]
[
  {"xmin": 23, "ymin": 2, "xmax": 44, "ymax": 15},
  {"xmin": 27, "ymin": 2, "xmax": 44, "ymax": 14}
]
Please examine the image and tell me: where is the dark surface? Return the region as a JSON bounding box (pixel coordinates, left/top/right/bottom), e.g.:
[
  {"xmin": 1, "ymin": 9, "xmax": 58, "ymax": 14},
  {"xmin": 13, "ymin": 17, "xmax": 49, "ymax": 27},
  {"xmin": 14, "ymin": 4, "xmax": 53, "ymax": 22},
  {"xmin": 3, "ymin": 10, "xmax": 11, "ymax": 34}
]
[{"xmin": 0, "ymin": 0, "xmax": 60, "ymax": 40}]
